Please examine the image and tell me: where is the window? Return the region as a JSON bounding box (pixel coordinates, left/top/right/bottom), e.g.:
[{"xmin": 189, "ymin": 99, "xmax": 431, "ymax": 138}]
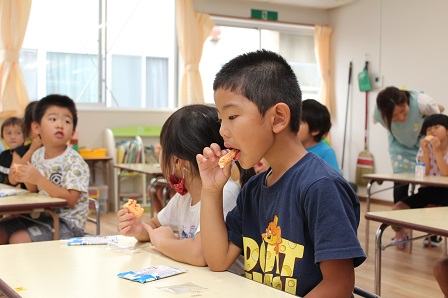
[
  {"xmin": 20, "ymin": 5, "xmax": 318, "ymax": 108},
  {"xmin": 200, "ymin": 17, "xmax": 320, "ymax": 104},
  {"xmin": 20, "ymin": 0, "xmax": 176, "ymax": 109}
]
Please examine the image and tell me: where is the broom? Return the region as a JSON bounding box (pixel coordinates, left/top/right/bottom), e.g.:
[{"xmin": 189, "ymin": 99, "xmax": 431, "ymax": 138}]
[{"xmin": 355, "ymin": 62, "xmax": 375, "ymax": 186}]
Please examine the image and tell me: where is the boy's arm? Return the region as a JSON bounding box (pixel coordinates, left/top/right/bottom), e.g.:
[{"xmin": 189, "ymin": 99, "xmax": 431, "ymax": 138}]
[
  {"xmin": 200, "ymin": 188, "xmax": 241, "ymax": 271},
  {"xmin": 197, "ymin": 143, "xmax": 242, "ymax": 271},
  {"xmin": 34, "ymin": 177, "xmax": 81, "ymax": 207},
  {"xmin": 304, "ymin": 259, "xmax": 355, "ymax": 298},
  {"xmin": 18, "ymin": 163, "xmax": 80, "ymax": 206}
]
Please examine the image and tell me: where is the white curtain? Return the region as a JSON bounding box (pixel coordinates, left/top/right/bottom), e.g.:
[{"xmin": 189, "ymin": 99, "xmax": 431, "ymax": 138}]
[
  {"xmin": 0, "ymin": 0, "xmax": 32, "ymax": 119},
  {"xmin": 314, "ymin": 25, "xmax": 334, "ymax": 115},
  {"xmin": 176, "ymin": 0, "xmax": 214, "ymax": 106}
]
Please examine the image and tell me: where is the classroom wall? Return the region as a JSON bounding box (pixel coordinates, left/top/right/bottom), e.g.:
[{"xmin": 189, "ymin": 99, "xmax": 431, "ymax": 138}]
[
  {"xmin": 330, "ymin": 0, "xmax": 448, "ymax": 200},
  {"xmin": 77, "ymin": 0, "xmax": 448, "ymax": 202},
  {"xmin": 77, "ymin": 108, "xmax": 173, "ymax": 149}
]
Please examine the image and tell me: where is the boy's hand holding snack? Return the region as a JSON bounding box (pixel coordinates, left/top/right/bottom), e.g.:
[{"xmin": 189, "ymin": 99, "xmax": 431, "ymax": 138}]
[{"xmin": 197, "ymin": 143, "xmax": 237, "ymax": 192}]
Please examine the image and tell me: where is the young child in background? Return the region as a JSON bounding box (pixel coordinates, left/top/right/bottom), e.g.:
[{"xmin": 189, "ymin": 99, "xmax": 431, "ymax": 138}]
[
  {"xmin": 0, "ymin": 117, "xmax": 24, "ymax": 186},
  {"xmin": 8, "ymin": 101, "xmax": 43, "ymax": 188},
  {"xmin": 391, "ymin": 114, "xmax": 448, "ymax": 249},
  {"xmin": 197, "ymin": 50, "xmax": 366, "ymax": 297},
  {"xmin": 298, "ymin": 99, "xmax": 339, "ymax": 171},
  {"xmin": 118, "ymin": 104, "xmax": 254, "ymax": 272},
  {"xmin": 1, "ymin": 94, "xmax": 90, "ymax": 244}
]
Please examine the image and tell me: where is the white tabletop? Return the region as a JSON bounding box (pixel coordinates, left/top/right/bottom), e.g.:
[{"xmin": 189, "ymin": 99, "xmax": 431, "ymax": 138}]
[
  {"xmin": 363, "ymin": 172, "xmax": 448, "ymax": 187},
  {"xmin": 365, "ymin": 206, "xmax": 448, "ymax": 237},
  {"xmin": 0, "ymin": 184, "xmax": 67, "ymax": 212},
  {"xmin": 0, "ymin": 236, "xmax": 294, "ymax": 298}
]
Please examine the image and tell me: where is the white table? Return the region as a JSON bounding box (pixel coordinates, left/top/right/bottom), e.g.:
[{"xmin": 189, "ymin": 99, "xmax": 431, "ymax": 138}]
[
  {"xmin": 365, "ymin": 207, "xmax": 448, "ymax": 295},
  {"xmin": 0, "ymin": 184, "xmax": 67, "ymax": 240},
  {"xmin": 0, "ymin": 236, "xmax": 295, "ymax": 298},
  {"xmin": 363, "ymin": 173, "xmax": 448, "ymax": 255}
]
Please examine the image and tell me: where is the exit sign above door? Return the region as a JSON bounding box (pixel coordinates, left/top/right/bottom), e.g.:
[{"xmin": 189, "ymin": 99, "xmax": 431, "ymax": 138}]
[{"xmin": 251, "ymin": 9, "xmax": 278, "ymax": 21}]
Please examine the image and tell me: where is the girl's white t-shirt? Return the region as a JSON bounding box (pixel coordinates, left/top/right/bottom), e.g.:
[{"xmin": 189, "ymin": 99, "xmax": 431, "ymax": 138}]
[
  {"xmin": 156, "ymin": 178, "xmax": 244, "ymax": 275},
  {"xmin": 157, "ymin": 178, "xmax": 240, "ymax": 238}
]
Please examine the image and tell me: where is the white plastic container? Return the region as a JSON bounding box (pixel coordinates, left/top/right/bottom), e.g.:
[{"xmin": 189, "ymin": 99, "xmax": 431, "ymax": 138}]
[{"xmin": 415, "ymin": 162, "xmax": 426, "ymax": 178}]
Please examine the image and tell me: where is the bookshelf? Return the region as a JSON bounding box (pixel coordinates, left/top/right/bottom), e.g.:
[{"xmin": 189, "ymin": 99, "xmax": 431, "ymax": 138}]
[{"xmin": 104, "ymin": 126, "xmax": 162, "ymax": 212}]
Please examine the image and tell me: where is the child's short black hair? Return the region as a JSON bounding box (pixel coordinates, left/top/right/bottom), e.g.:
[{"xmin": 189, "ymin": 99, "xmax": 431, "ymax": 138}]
[
  {"xmin": 34, "ymin": 94, "xmax": 78, "ymax": 130},
  {"xmin": 1, "ymin": 117, "xmax": 22, "ymax": 139},
  {"xmin": 213, "ymin": 49, "xmax": 302, "ymax": 133},
  {"xmin": 301, "ymin": 99, "xmax": 331, "ymax": 142},
  {"xmin": 422, "ymin": 114, "xmax": 448, "ymax": 132}
]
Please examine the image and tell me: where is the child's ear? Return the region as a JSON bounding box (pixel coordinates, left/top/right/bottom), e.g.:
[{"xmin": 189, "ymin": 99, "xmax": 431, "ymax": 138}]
[
  {"xmin": 271, "ymin": 103, "xmax": 290, "ymax": 133},
  {"xmin": 311, "ymin": 130, "xmax": 320, "ymax": 137},
  {"xmin": 31, "ymin": 121, "xmax": 40, "ymax": 134}
]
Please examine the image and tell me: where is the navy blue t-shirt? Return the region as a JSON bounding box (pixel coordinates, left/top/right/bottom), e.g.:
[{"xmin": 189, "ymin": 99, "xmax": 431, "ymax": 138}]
[{"xmin": 226, "ymin": 152, "xmax": 366, "ymax": 296}]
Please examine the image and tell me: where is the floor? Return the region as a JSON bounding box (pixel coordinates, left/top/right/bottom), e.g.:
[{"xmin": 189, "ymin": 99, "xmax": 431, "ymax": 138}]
[{"xmin": 85, "ymin": 199, "xmax": 446, "ymax": 298}]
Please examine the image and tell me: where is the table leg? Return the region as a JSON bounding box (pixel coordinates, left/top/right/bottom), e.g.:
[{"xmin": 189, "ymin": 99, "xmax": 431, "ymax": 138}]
[
  {"xmin": 115, "ymin": 168, "xmax": 121, "ymax": 213},
  {"xmin": 365, "ymin": 180, "xmax": 373, "ymax": 255},
  {"xmin": 105, "ymin": 160, "xmax": 111, "ymax": 212},
  {"xmin": 148, "ymin": 177, "xmax": 158, "ymax": 218},
  {"xmin": 375, "ymin": 223, "xmax": 389, "ymax": 296},
  {"xmin": 45, "ymin": 209, "xmax": 60, "ymax": 240}
]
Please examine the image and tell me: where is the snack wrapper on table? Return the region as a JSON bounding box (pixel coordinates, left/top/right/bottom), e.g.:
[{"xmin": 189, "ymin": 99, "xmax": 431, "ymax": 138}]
[
  {"xmin": 67, "ymin": 236, "xmax": 118, "ymax": 246},
  {"xmin": 117, "ymin": 265, "xmax": 187, "ymax": 283}
]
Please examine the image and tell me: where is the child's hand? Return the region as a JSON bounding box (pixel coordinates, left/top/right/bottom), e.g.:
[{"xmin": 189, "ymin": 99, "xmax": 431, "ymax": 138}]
[
  {"xmin": 430, "ymin": 136, "xmax": 442, "ymax": 152},
  {"xmin": 16, "ymin": 162, "xmax": 42, "ymax": 185},
  {"xmin": 196, "ymin": 143, "xmax": 231, "ymax": 191},
  {"xmin": 117, "ymin": 208, "xmax": 143, "ymax": 237},
  {"xmin": 420, "ymin": 137, "xmax": 431, "ymax": 154},
  {"xmin": 142, "ymin": 223, "xmax": 178, "ymax": 249},
  {"xmin": 10, "ymin": 164, "xmax": 23, "ymax": 182},
  {"xmin": 29, "ymin": 136, "xmax": 43, "ymax": 152}
]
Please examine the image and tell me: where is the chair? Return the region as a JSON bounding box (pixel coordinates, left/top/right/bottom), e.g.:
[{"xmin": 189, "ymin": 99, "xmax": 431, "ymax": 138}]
[
  {"xmin": 86, "ymin": 197, "xmax": 101, "ymax": 235},
  {"xmin": 104, "ymin": 128, "xmax": 156, "ymax": 212},
  {"xmin": 354, "ymin": 286, "xmax": 381, "ymax": 298},
  {"xmin": 148, "ymin": 176, "xmax": 173, "ymax": 217}
]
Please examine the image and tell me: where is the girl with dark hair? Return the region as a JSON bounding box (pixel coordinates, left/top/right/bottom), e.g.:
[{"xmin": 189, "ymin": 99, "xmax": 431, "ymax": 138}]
[
  {"xmin": 390, "ymin": 114, "xmax": 448, "ymax": 249},
  {"xmin": 117, "ymin": 104, "xmax": 254, "ymax": 272}
]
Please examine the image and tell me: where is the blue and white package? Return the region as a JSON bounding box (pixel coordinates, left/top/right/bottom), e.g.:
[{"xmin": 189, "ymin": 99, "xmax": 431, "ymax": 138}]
[
  {"xmin": 118, "ymin": 265, "xmax": 187, "ymax": 283},
  {"xmin": 67, "ymin": 235, "xmax": 118, "ymax": 246}
]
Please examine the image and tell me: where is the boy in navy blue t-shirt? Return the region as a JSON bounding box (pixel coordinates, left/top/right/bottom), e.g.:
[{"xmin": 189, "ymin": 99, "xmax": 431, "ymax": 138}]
[{"xmin": 197, "ymin": 50, "xmax": 366, "ymax": 297}]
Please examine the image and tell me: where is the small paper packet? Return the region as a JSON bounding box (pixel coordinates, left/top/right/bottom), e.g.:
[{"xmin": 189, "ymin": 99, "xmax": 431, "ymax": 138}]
[
  {"xmin": 0, "ymin": 188, "xmax": 27, "ymax": 197},
  {"xmin": 158, "ymin": 282, "xmax": 207, "ymax": 294},
  {"xmin": 117, "ymin": 265, "xmax": 187, "ymax": 283},
  {"xmin": 67, "ymin": 235, "xmax": 118, "ymax": 246}
]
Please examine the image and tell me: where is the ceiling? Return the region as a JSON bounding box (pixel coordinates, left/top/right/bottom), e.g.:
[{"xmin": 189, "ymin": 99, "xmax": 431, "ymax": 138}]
[{"xmin": 243, "ymin": 0, "xmax": 357, "ymax": 10}]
